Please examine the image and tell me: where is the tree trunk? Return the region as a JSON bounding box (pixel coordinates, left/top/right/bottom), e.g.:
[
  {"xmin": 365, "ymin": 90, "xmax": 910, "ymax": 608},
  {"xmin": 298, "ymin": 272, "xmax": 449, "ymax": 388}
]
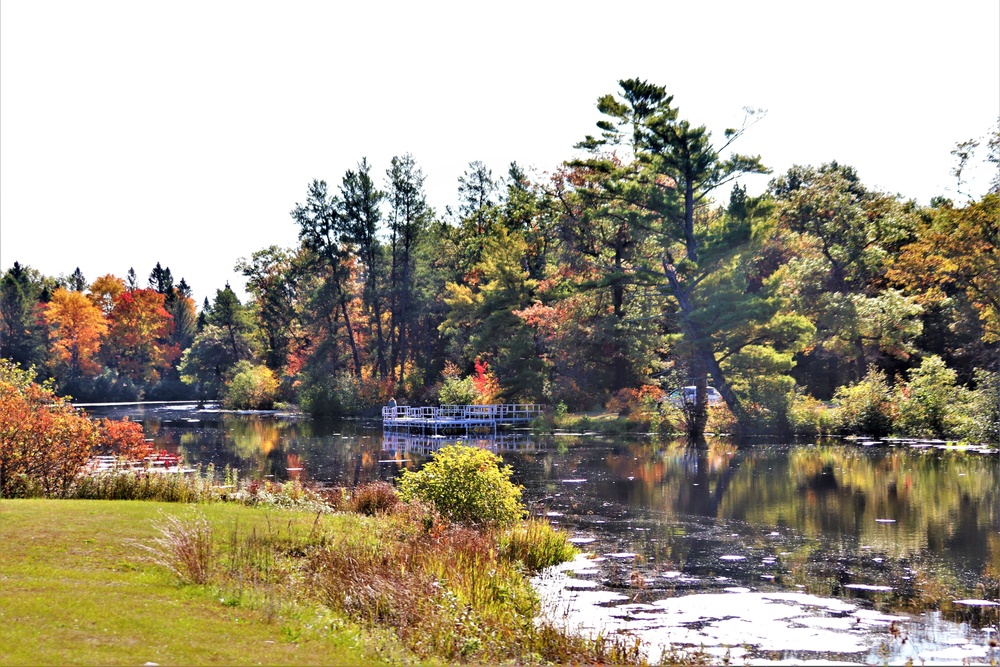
[
  {"xmin": 372, "ymin": 296, "xmax": 387, "ymax": 379},
  {"xmin": 663, "ymin": 257, "xmax": 751, "ymax": 436},
  {"xmin": 339, "ymin": 295, "xmax": 362, "ymax": 378}
]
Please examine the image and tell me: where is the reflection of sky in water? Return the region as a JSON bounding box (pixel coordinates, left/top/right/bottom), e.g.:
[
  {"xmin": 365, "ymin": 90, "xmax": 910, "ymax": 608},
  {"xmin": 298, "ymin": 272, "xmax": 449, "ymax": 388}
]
[
  {"xmin": 535, "ymin": 555, "xmax": 999, "ymax": 665},
  {"xmin": 85, "ymin": 406, "xmax": 1000, "ymax": 663}
]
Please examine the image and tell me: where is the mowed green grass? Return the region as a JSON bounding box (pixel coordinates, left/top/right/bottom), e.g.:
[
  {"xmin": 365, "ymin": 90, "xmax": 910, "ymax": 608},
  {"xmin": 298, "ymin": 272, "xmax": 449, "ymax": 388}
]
[{"xmin": 0, "ymin": 499, "xmax": 379, "ymax": 666}]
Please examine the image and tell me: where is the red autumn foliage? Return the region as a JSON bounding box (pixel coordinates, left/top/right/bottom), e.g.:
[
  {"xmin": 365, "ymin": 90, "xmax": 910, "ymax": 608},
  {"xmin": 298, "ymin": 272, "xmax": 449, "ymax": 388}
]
[
  {"xmin": 0, "ymin": 365, "xmax": 97, "ymax": 497},
  {"xmin": 103, "ymin": 289, "xmax": 180, "ymax": 383},
  {"xmin": 97, "ymin": 417, "xmax": 151, "ymax": 460},
  {"xmin": 0, "ymin": 361, "xmax": 151, "ymax": 497},
  {"xmin": 471, "ymin": 357, "xmax": 501, "ymax": 404}
]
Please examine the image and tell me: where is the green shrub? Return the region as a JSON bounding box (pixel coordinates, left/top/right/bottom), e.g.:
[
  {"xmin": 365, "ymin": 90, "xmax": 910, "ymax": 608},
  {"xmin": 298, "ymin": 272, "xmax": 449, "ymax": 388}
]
[
  {"xmin": 298, "ymin": 372, "xmax": 361, "ymax": 417},
  {"xmin": 965, "ymin": 369, "xmax": 1000, "ymax": 445},
  {"xmin": 498, "ymin": 519, "xmax": 577, "ymax": 572},
  {"xmin": 833, "ymin": 366, "xmax": 894, "ymax": 437},
  {"xmin": 397, "ymin": 445, "xmax": 524, "ymax": 528},
  {"xmin": 224, "ymin": 362, "xmax": 279, "ymax": 410},
  {"xmin": 788, "ymin": 391, "xmax": 834, "ymax": 436},
  {"xmin": 894, "ymin": 355, "xmax": 969, "ymax": 439},
  {"xmin": 438, "ymin": 375, "xmax": 480, "ymax": 405}
]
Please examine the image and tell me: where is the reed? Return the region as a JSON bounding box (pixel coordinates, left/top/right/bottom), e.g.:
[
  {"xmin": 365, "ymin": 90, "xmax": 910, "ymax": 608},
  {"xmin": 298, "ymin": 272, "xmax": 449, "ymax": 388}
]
[
  {"xmin": 498, "ymin": 518, "xmax": 579, "ymax": 572},
  {"xmin": 137, "ymin": 509, "xmax": 216, "ymax": 585}
]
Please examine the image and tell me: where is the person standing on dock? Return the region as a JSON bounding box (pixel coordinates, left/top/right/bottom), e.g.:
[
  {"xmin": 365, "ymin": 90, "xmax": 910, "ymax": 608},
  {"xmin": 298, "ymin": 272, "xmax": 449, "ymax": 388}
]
[{"xmin": 387, "ymin": 396, "xmax": 397, "ymax": 418}]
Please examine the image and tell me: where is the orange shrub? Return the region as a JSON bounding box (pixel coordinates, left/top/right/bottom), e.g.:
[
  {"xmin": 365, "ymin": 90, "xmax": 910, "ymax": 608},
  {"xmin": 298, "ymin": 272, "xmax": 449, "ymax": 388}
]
[
  {"xmin": 606, "ymin": 386, "xmax": 664, "ymax": 416},
  {"xmin": 0, "ymin": 360, "xmax": 148, "ymax": 497},
  {"xmin": 0, "ymin": 362, "xmax": 98, "ymax": 497},
  {"xmin": 98, "ymin": 417, "xmax": 151, "ymax": 460}
]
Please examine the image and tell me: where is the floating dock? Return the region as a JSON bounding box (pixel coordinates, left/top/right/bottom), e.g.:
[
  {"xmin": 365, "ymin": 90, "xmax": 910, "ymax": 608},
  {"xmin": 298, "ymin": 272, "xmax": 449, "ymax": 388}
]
[{"xmin": 381, "ymin": 404, "xmax": 545, "ymax": 436}]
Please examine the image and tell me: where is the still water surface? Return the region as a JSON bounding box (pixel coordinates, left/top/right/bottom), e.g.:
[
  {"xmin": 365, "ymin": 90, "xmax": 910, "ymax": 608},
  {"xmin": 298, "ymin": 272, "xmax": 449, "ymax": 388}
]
[{"xmin": 89, "ymin": 404, "xmax": 1000, "ymax": 664}]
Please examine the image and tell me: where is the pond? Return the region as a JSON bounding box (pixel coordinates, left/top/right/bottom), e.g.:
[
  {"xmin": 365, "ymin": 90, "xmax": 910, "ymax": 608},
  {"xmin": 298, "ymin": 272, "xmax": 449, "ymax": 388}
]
[{"xmin": 87, "ymin": 403, "xmax": 1000, "ymax": 664}]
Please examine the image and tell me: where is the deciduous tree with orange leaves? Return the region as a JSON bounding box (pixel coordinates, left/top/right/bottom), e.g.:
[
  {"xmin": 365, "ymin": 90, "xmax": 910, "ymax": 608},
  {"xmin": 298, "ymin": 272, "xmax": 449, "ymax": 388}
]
[
  {"xmin": 44, "ymin": 287, "xmax": 108, "ymax": 379},
  {"xmin": 102, "ymin": 288, "xmax": 180, "ymax": 385}
]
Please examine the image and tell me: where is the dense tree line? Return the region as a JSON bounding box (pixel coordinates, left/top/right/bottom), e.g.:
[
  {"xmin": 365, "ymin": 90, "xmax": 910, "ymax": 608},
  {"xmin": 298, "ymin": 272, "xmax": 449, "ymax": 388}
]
[{"xmin": 2, "ymin": 80, "xmax": 997, "ymax": 440}]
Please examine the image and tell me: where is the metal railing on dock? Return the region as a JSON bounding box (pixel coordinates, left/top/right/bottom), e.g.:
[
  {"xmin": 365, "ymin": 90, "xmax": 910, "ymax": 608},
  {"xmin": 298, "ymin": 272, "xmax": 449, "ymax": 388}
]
[
  {"xmin": 382, "ymin": 403, "xmax": 545, "ymax": 436},
  {"xmin": 381, "ymin": 431, "xmax": 543, "ymax": 457}
]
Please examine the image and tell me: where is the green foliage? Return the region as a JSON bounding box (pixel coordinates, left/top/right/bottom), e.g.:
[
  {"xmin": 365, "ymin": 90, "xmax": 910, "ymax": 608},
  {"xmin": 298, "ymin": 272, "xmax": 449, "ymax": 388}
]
[
  {"xmin": 497, "ymin": 519, "xmax": 578, "ymax": 573},
  {"xmin": 437, "ymin": 374, "xmax": 480, "ymax": 405},
  {"xmin": 721, "ymin": 344, "xmax": 798, "ymax": 433},
  {"xmin": 298, "ymin": 372, "xmax": 362, "ymax": 417},
  {"xmin": 397, "ymin": 445, "xmax": 524, "ymax": 527},
  {"xmin": 0, "ymin": 262, "xmax": 48, "ymax": 368},
  {"xmin": 833, "ymin": 366, "xmax": 894, "ymax": 437},
  {"xmin": 180, "ymin": 284, "xmax": 260, "ymax": 398},
  {"xmin": 965, "ymin": 369, "xmax": 1000, "ymax": 445},
  {"xmin": 894, "ymin": 355, "xmax": 970, "ymax": 439},
  {"xmin": 223, "ymin": 362, "xmax": 279, "ymax": 410},
  {"xmin": 787, "ymin": 391, "xmax": 835, "ymax": 436},
  {"xmin": 297, "ymin": 371, "xmax": 389, "ymax": 417}
]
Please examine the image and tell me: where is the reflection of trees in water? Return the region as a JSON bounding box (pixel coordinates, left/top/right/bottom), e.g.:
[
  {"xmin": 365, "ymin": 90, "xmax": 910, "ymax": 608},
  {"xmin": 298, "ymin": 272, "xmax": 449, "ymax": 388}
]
[
  {"xmin": 719, "ymin": 445, "xmax": 999, "ymax": 569},
  {"xmin": 556, "ymin": 438, "xmax": 997, "ymax": 580},
  {"xmin": 140, "ymin": 413, "xmax": 386, "ymax": 486}
]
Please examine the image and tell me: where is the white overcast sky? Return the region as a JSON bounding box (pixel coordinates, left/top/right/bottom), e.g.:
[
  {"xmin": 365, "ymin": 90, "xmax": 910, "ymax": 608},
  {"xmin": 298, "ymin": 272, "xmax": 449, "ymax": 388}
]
[{"xmin": 2, "ymin": 1, "xmax": 998, "ymax": 306}]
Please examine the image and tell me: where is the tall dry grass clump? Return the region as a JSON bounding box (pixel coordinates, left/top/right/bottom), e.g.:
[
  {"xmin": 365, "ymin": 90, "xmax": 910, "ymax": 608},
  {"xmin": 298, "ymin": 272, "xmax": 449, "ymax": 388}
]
[
  {"xmin": 303, "ymin": 505, "xmax": 599, "ymax": 664},
  {"xmin": 73, "ymin": 469, "xmax": 214, "ymax": 502},
  {"xmin": 139, "ymin": 509, "xmax": 216, "ymax": 585},
  {"xmin": 348, "ymin": 480, "xmax": 399, "ymax": 516},
  {"xmin": 305, "ymin": 512, "xmax": 537, "ymax": 661}
]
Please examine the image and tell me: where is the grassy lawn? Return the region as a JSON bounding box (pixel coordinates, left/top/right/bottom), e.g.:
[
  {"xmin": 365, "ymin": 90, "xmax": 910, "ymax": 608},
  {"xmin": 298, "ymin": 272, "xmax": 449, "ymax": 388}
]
[{"xmin": 0, "ymin": 499, "xmax": 380, "ymax": 666}]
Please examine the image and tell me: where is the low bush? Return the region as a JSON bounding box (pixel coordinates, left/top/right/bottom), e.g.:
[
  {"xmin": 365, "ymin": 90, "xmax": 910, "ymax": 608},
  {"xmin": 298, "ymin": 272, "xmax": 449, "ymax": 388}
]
[
  {"xmin": 349, "ymin": 480, "xmax": 399, "ymax": 516},
  {"xmin": 894, "ymin": 355, "xmax": 970, "ymax": 439},
  {"xmin": 787, "ymin": 391, "xmax": 834, "ymax": 436},
  {"xmin": 0, "ymin": 361, "xmax": 156, "ymax": 498},
  {"xmin": 1, "ymin": 361, "xmax": 99, "ymax": 497},
  {"xmin": 498, "ymin": 519, "xmax": 578, "ymax": 572},
  {"xmin": 224, "ymin": 362, "xmax": 279, "ymax": 410},
  {"xmin": 303, "ymin": 512, "xmax": 593, "ymax": 664},
  {"xmin": 832, "ymin": 366, "xmax": 894, "ymax": 437},
  {"xmin": 397, "ymin": 445, "xmax": 524, "ymax": 528}
]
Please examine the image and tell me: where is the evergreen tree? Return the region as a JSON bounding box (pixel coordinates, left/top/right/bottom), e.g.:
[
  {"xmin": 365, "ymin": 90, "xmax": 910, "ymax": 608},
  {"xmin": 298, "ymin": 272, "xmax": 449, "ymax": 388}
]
[
  {"xmin": 573, "ymin": 79, "xmax": 791, "ymax": 434},
  {"xmin": 292, "ymin": 180, "xmax": 362, "ymax": 377},
  {"xmin": 68, "ymin": 267, "xmax": 87, "ymax": 292},
  {"xmin": 0, "ymin": 262, "xmax": 47, "ymax": 368},
  {"xmin": 341, "ymin": 158, "xmax": 388, "ymax": 378},
  {"xmin": 386, "ymin": 154, "xmax": 432, "ymax": 385},
  {"xmin": 179, "ymin": 284, "xmax": 258, "ymax": 397}
]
